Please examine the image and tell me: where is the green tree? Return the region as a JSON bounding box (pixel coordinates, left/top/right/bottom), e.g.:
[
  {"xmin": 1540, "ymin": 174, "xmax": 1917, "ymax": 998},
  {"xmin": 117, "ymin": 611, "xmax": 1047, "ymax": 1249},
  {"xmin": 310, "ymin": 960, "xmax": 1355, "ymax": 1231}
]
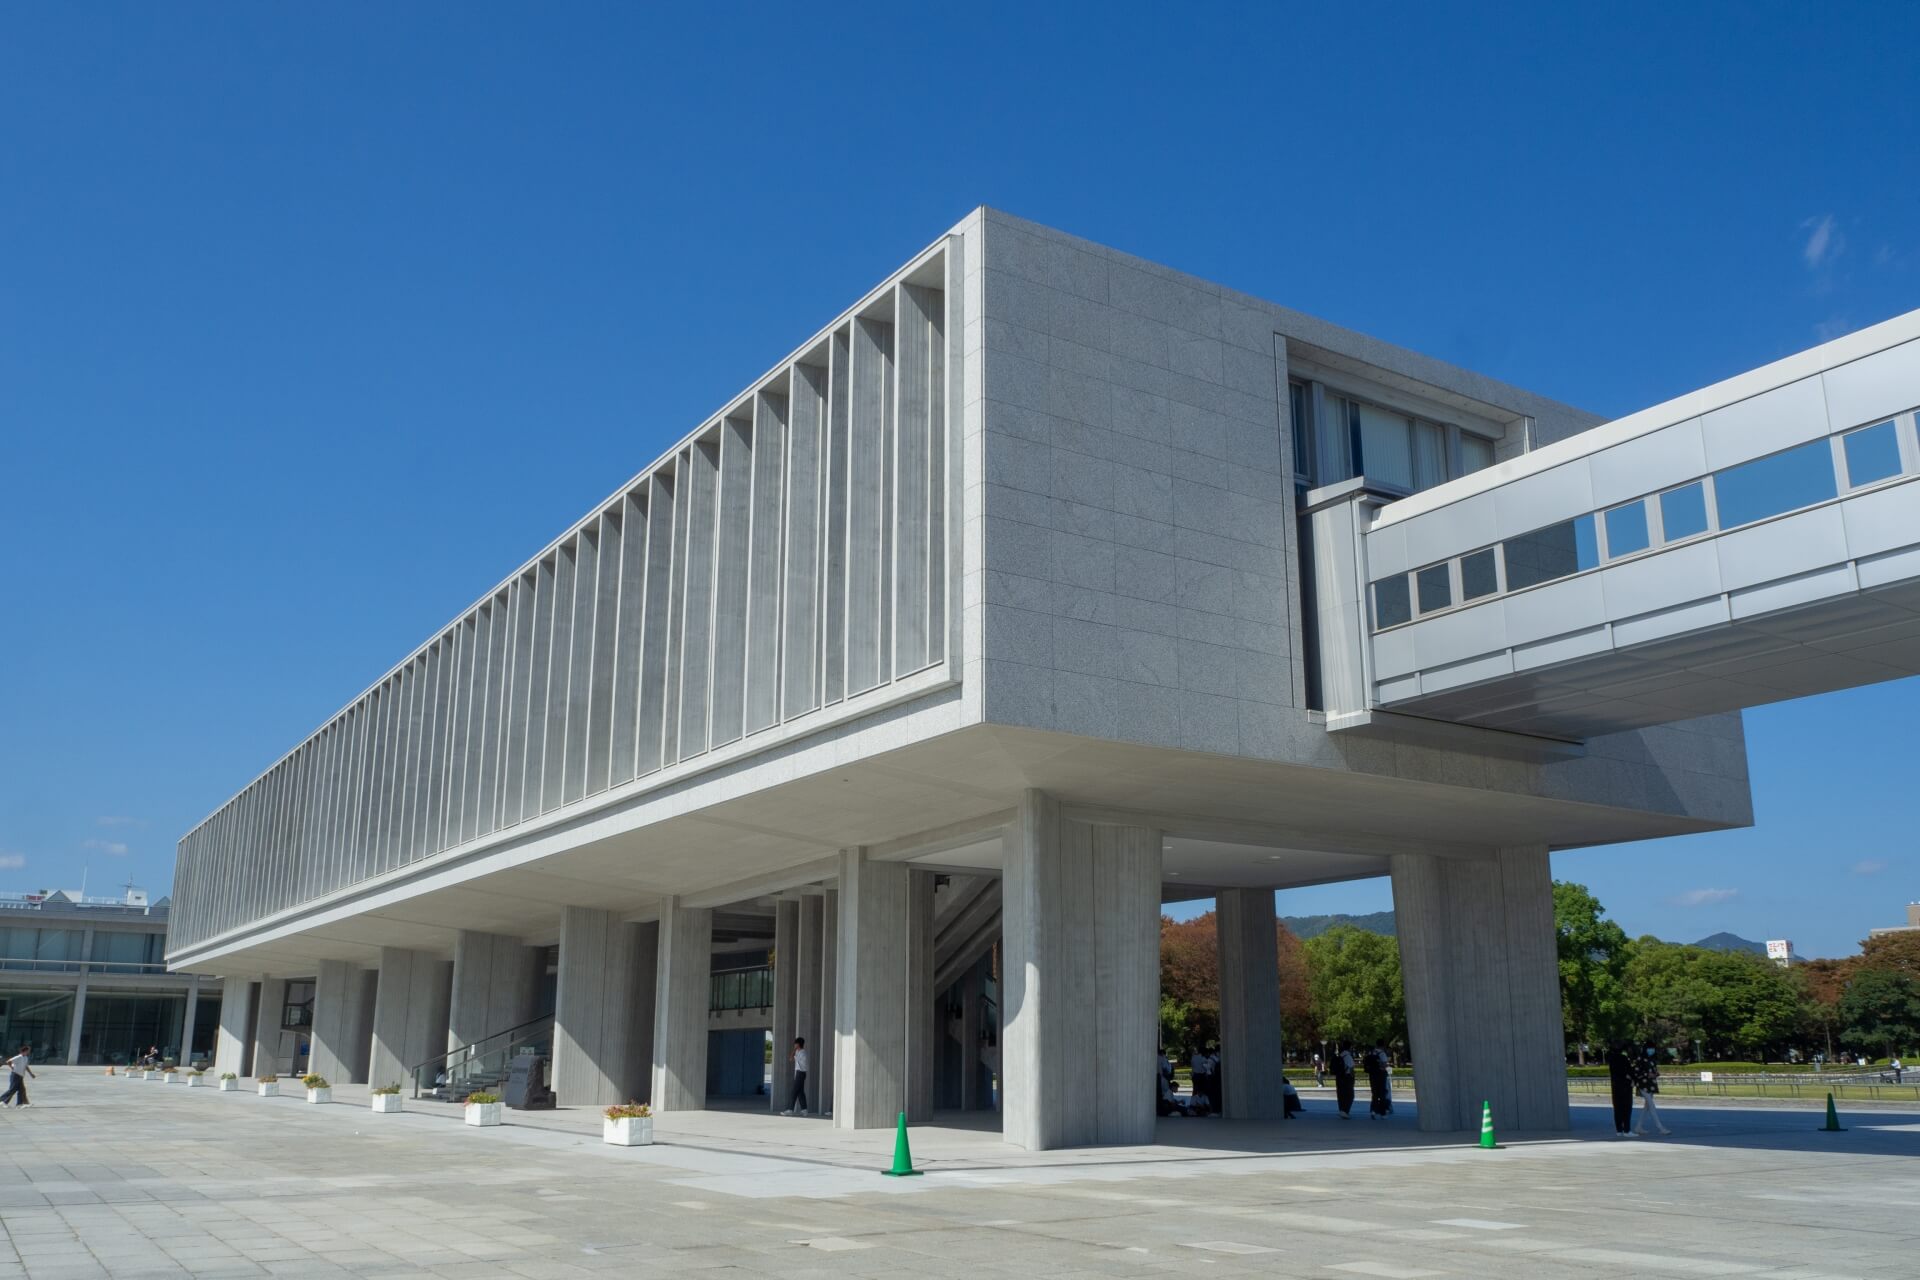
[
  {"xmin": 1624, "ymin": 939, "xmax": 1802, "ymax": 1060},
  {"xmin": 1552, "ymin": 880, "xmax": 1630, "ymax": 1063},
  {"xmin": 1304, "ymin": 924, "xmax": 1404, "ymax": 1050},
  {"xmin": 1840, "ymin": 968, "xmax": 1920, "ymax": 1059}
]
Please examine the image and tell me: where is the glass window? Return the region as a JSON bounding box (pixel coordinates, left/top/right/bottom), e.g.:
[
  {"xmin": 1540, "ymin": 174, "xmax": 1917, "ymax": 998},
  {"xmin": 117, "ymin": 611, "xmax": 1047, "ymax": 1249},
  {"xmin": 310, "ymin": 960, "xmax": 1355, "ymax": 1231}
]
[
  {"xmin": 1460, "ymin": 547, "xmax": 1499, "ymax": 600},
  {"xmin": 35, "ymin": 930, "xmax": 79, "ymax": 963},
  {"xmin": 1503, "ymin": 514, "xmax": 1600, "ymax": 590},
  {"xmin": 1460, "ymin": 433, "xmax": 1495, "ymax": 475},
  {"xmin": 1604, "ymin": 500, "xmax": 1651, "ymax": 559},
  {"xmin": 1843, "ymin": 421, "xmax": 1902, "ymax": 488},
  {"xmin": 1412, "ymin": 421, "xmax": 1449, "ymax": 490},
  {"xmin": 1357, "ymin": 403, "xmax": 1414, "ymax": 489},
  {"xmin": 1660, "ymin": 482, "xmax": 1710, "ymax": 542},
  {"xmin": 1416, "ymin": 563, "xmax": 1452, "ymax": 614},
  {"xmin": 1373, "ymin": 575, "xmax": 1413, "ymax": 629},
  {"xmin": 283, "ymin": 980, "xmax": 315, "ymax": 1029},
  {"xmin": 1714, "ymin": 439, "xmax": 1837, "ymax": 529},
  {"xmin": 1289, "ymin": 382, "xmax": 1311, "ymax": 480},
  {"xmin": 1317, "ymin": 396, "xmax": 1357, "ymax": 484}
]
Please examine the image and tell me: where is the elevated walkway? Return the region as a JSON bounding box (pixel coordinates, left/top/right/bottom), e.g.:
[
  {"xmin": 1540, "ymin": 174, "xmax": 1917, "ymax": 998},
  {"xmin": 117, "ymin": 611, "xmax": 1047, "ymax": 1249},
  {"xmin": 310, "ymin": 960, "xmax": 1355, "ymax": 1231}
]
[{"xmin": 1311, "ymin": 309, "xmax": 1920, "ymax": 742}]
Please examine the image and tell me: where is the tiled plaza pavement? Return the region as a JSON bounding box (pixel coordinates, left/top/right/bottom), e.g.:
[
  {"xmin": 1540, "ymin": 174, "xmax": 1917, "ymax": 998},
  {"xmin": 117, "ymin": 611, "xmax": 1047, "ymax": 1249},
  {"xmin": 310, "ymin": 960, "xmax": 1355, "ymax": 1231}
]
[{"xmin": 3, "ymin": 1071, "xmax": 1915, "ymax": 1279}]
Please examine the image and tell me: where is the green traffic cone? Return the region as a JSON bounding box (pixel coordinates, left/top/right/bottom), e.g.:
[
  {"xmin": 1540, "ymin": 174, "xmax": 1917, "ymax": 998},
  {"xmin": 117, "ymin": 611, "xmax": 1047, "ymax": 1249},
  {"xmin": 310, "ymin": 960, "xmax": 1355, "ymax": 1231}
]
[
  {"xmin": 882, "ymin": 1111, "xmax": 923, "ymax": 1176},
  {"xmin": 1818, "ymin": 1091, "xmax": 1846, "ymax": 1132},
  {"xmin": 1478, "ymin": 1099, "xmax": 1499, "ymax": 1149}
]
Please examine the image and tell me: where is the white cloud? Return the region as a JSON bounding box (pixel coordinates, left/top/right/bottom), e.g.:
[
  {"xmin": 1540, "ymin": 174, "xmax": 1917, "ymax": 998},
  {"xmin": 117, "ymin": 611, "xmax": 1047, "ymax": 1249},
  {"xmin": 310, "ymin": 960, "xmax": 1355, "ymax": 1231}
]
[
  {"xmin": 1672, "ymin": 887, "xmax": 1739, "ymax": 907},
  {"xmin": 95, "ymin": 816, "xmax": 141, "ymax": 828},
  {"xmin": 1851, "ymin": 858, "xmax": 1888, "ymax": 876},
  {"xmin": 1802, "ymin": 214, "xmax": 1843, "ymax": 269},
  {"xmin": 0, "ymin": 854, "xmax": 22, "ymax": 871},
  {"xmin": 82, "ymin": 839, "xmax": 129, "ymax": 856}
]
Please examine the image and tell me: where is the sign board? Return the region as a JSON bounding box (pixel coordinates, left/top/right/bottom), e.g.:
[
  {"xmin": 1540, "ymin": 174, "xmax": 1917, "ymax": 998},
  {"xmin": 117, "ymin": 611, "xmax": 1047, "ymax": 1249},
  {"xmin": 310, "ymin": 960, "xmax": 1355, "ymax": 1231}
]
[{"xmin": 1766, "ymin": 939, "xmax": 1792, "ymax": 961}]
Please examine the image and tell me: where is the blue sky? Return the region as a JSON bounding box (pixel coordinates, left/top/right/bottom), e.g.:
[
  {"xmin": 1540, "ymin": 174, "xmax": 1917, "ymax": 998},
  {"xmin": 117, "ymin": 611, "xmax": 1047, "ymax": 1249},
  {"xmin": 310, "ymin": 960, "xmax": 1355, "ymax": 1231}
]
[{"xmin": 2, "ymin": 3, "xmax": 1915, "ymax": 957}]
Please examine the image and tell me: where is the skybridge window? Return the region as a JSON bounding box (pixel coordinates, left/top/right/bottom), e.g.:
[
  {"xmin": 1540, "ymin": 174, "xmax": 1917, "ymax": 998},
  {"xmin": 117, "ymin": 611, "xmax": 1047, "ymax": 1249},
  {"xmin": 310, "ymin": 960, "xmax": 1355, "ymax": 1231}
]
[
  {"xmin": 1714, "ymin": 439, "xmax": 1837, "ymax": 530},
  {"xmin": 1842, "ymin": 420, "xmax": 1903, "ymax": 489},
  {"xmin": 1659, "ymin": 482, "xmax": 1711, "ymax": 542},
  {"xmin": 1373, "ymin": 574, "xmax": 1413, "ymax": 629},
  {"xmin": 1603, "ymin": 500, "xmax": 1651, "ymax": 559},
  {"xmin": 1502, "ymin": 514, "xmax": 1599, "ymax": 590},
  {"xmin": 1460, "ymin": 547, "xmax": 1499, "ymax": 600}
]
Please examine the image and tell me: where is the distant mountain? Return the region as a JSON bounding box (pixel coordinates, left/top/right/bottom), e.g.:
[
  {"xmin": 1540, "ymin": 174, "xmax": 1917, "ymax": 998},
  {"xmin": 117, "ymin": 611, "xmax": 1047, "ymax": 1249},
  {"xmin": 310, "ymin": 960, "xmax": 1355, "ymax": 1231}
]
[
  {"xmin": 1692, "ymin": 931, "xmax": 1767, "ymax": 956},
  {"xmin": 1281, "ymin": 910, "xmax": 1396, "ymax": 940}
]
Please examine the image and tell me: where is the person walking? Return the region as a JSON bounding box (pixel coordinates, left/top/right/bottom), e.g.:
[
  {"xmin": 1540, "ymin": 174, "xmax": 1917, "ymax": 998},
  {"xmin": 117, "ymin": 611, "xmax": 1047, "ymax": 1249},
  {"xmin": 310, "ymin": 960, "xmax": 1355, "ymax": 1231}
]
[
  {"xmin": 0, "ymin": 1046, "xmax": 34, "ymax": 1107},
  {"xmin": 1605, "ymin": 1042, "xmax": 1635, "ymax": 1137},
  {"xmin": 1312, "ymin": 1051, "xmax": 1325, "ymax": 1088},
  {"xmin": 1188, "ymin": 1044, "xmax": 1213, "ymax": 1116},
  {"xmin": 1204, "ymin": 1042, "xmax": 1223, "ymax": 1115},
  {"xmin": 1366, "ymin": 1044, "xmax": 1393, "ymax": 1117},
  {"xmin": 1631, "ymin": 1043, "xmax": 1670, "ymax": 1137},
  {"xmin": 779, "ymin": 1037, "xmax": 810, "ymax": 1116},
  {"xmin": 1334, "ymin": 1044, "xmax": 1356, "ymax": 1118}
]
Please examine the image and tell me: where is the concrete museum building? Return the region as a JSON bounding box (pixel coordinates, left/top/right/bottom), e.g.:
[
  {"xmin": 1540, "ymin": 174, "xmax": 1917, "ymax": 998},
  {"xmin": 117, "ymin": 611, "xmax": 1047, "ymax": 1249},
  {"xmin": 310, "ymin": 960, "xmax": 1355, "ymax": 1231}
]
[{"xmin": 169, "ymin": 209, "xmax": 1920, "ymax": 1148}]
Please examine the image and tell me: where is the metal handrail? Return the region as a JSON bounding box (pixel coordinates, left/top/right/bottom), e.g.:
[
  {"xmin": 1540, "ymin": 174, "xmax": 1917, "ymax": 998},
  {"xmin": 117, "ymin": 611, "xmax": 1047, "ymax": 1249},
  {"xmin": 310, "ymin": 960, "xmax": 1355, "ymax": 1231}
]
[
  {"xmin": 410, "ymin": 1015, "xmax": 554, "ymax": 1101},
  {"xmin": 407, "ymin": 1013, "xmax": 553, "ymax": 1080}
]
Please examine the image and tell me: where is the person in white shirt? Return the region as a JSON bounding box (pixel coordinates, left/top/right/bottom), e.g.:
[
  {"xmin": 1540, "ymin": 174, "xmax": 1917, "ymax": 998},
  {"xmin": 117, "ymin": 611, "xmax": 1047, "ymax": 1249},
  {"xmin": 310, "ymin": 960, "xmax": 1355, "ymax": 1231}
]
[
  {"xmin": 0, "ymin": 1046, "xmax": 34, "ymax": 1107},
  {"xmin": 780, "ymin": 1037, "xmax": 811, "ymax": 1116}
]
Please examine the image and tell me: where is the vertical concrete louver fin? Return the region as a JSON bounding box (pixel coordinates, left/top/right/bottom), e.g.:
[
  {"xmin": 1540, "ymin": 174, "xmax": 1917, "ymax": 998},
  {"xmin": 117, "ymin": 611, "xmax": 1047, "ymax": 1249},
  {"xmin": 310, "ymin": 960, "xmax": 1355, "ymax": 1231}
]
[{"xmin": 171, "ymin": 243, "xmax": 957, "ymax": 958}]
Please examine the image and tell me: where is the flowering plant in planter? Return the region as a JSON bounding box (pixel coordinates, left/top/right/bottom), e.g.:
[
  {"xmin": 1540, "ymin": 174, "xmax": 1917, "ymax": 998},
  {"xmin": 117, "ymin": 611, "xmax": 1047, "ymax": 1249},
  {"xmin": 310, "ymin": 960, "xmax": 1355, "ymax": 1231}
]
[
  {"xmin": 603, "ymin": 1101, "xmax": 654, "ymax": 1147},
  {"xmin": 219, "ymin": 1072, "xmax": 239, "ymax": 1092},
  {"xmin": 187, "ymin": 1069, "xmax": 206, "ymax": 1088},
  {"xmin": 369, "ymin": 1083, "xmax": 404, "ymax": 1114},
  {"xmin": 463, "ymin": 1091, "xmax": 504, "ymax": 1128},
  {"xmin": 160, "ymin": 1061, "xmax": 180, "ymax": 1082},
  {"xmin": 301, "ymin": 1073, "xmax": 332, "ymax": 1104},
  {"xmin": 257, "ymin": 1074, "xmax": 280, "ymax": 1097}
]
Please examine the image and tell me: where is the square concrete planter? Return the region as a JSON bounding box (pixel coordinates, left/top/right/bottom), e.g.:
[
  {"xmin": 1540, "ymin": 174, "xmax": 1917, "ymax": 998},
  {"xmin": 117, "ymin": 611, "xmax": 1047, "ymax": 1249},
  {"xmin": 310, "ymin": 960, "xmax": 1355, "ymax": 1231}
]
[
  {"xmin": 603, "ymin": 1116, "xmax": 653, "ymax": 1146},
  {"xmin": 218, "ymin": 1078, "xmax": 237, "ymax": 1092},
  {"xmin": 370, "ymin": 1094, "xmax": 403, "ymax": 1114},
  {"xmin": 464, "ymin": 1101, "xmax": 502, "ymax": 1127},
  {"xmin": 306, "ymin": 1087, "xmax": 331, "ymax": 1105},
  {"xmin": 186, "ymin": 1074, "xmax": 205, "ymax": 1088},
  {"xmin": 160, "ymin": 1072, "xmax": 180, "ymax": 1085},
  {"xmin": 257, "ymin": 1082, "xmax": 279, "ymax": 1097}
]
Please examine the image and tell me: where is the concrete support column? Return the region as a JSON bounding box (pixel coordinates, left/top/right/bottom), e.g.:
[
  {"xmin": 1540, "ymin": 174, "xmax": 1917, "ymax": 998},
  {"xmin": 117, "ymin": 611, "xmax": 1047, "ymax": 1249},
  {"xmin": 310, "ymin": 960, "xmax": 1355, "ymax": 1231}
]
[
  {"xmin": 177, "ymin": 975, "xmax": 202, "ymax": 1065},
  {"xmin": 794, "ymin": 895, "xmax": 824, "ymax": 1111},
  {"xmin": 368, "ymin": 948, "xmax": 453, "ymax": 1089},
  {"xmin": 65, "ymin": 982, "xmax": 87, "ymax": 1066},
  {"xmin": 817, "ymin": 888, "xmax": 838, "ymax": 1117},
  {"xmin": 906, "ymin": 869, "xmax": 937, "ymax": 1122},
  {"xmin": 1002, "ymin": 790, "xmax": 1161, "ymax": 1150},
  {"xmin": 553, "ymin": 908, "xmax": 656, "ymax": 1106},
  {"xmin": 769, "ymin": 898, "xmax": 798, "ymax": 1111},
  {"xmin": 448, "ymin": 930, "xmax": 543, "ymax": 1050},
  {"xmin": 833, "ymin": 849, "xmax": 908, "ymax": 1130},
  {"xmin": 214, "ymin": 976, "xmax": 254, "ymax": 1076},
  {"xmin": 1390, "ymin": 846, "xmax": 1568, "ymax": 1134},
  {"xmin": 253, "ymin": 977, "xmax": 288, "ymax": 1078},
  {"xmin": 309, "ymin": 960, "xmax": 376, "ymax": 1084},
  {"xmin": 650, "ymin": 899, "xmax": 712, "ymax": 1112},
  {"xmin": 1216, "ymin": 887, "xmax": 1287, "ymax": 1119}
]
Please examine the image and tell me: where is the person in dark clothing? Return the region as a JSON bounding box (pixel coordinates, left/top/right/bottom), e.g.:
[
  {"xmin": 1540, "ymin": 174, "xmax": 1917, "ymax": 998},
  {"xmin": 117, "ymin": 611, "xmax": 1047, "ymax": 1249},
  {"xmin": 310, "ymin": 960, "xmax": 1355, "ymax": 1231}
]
[
  {"xmin": 1605, "ymin": 1043, "xmax": 1635, "ymax": 1137},
  {"xmin": 1334, "ymin": 1044, "xmax": 1356, "ymax": 1117},
  {"xmin": 1631, "ymin": 1043, "xmax": 1670, "ymax": 1136},
  {"xmin": 1366, "ymin": 1044, "xmax": 1392, "ymax": 1117}
]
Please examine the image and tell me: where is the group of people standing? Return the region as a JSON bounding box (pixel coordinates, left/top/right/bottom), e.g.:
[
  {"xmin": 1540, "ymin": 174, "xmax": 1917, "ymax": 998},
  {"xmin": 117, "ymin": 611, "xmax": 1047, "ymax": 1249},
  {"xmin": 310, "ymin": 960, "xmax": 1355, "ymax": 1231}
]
[
  {"xmin": 1320, "ymin": 1044, "xmax": 1394, "ymax": 1119},
  {"xmin": 1606, "ymin": 1042, "xmax": 1672, "ymax": 1137}
]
